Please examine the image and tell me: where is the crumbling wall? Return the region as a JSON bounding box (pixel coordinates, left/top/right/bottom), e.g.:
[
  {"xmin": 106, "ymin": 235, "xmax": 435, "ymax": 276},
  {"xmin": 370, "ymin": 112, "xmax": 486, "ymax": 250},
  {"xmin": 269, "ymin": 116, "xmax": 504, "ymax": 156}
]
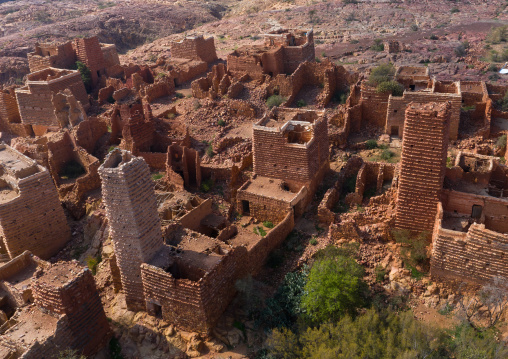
[
  {"xmin": 165, "ymin": 144, "xmax": 201, "ymax": 189},
  {"xmin": 27, "ymin": 41, "xmax": 77, "ymax": 73},
  {"xmin": 170, "ymin": 36, "xmax": 218, "ymax": 63},
  {"xmin": 141, "ymin": 245, "xmax": 247, "ymax": 334},
  {"xmin": 360, "ymin": 83, "xmax": 391, "ymax": 128},
  {"xmin": 74, "ymin": 37, "xmax": 106, "ymax": 86},
  {"xmin": 431, "ymin": 206, "xmax": 508, "ymax": 284},
  {"xmin": 317, "ymin": 187, "xmax": 339, "ymax": 224},
  {"xmin": 31, "ymin": 261, "xmax": 111, "ymax": 356},
  {"xmin": 395, "ymin": 102, "xmax": 451, "ymax": 232},
  {"xmin": 191, "ymin": 63, "xmax": 243, "ymax": 99},
  {"xmin": 99, "ymin": 150, "xmax": 163, "ymax": 311}
]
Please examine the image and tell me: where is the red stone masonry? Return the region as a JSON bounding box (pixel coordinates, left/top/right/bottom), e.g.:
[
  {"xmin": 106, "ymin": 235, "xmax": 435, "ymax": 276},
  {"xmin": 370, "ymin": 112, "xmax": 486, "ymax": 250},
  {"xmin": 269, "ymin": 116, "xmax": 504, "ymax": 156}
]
[
  {"xmin": 0, "ymin": 144, "xmax": 70, "ymax": 260},
  {"xmin": 395, "ymin": 102, "xmax": 451, "ymax": 232}
]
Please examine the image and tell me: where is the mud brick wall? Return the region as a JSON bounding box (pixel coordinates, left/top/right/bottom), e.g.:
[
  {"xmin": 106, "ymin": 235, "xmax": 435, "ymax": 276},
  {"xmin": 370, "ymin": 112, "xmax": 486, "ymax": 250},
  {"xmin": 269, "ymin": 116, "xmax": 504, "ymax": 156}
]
[
  {"xmin": 141, "ymin": 246, "xmax": 247, "ymax": 333},
  {"xmin": 282, "ymin": 41, "xmax": 315, "ymax": 74},
  {"xmin": 0, "ymin": 167, "xmax": 70, "ymax": 260},
  {"xmin": 178, "ymin": 199, "xmax": 212, "ymax": 232},
  {"xmin": 121, "ymin": 117, "xmax": 155, "ymax": 154},
  {"xmin": 71, "ymin": 117, "xmax": 108, "ymax": 154},
  {"xmin": 144, "ymin": 81, "xmax": 174, "ymax": 103},
  {"xmin": 360, "ymin": 83, "xmax": 391, "ymax": 128},
  {"xmin": 28, "ymin": 42, "xmax": 76, "ymax": 73},
  {"xmin": 0, "ymin": 92, "xmax": 21, "ymax": 126},
  {"xmin": 170, "ymin": 36, "xmax": 218, "ymax": 63},
  {"xmin": 15, "ymin": 72, "xmax": 89, "ymax": 127},
  {"xmin": 247, "ymin": 211, "xmax": 295, "ymax": 275},
  {"xmin": 227, "ymin": 53, "xmax": 266, "ymax": 79},
  {"xmin": 236, "ymin": 182, "xmax": 299, "ymax": 224},
  {"xmin": 441, "ymin": 189, "xmax": 508, "ymax": 234},
  {"xmin": 395, "ymin": 102, "xmax": 450, "ymax": 232},
  {"xmin": 431, "ymin": 205, "xmax": 508, "ymax": 285},
  {"xmin": 99, "ymin": 151, "xmax": 163, "ymax": 311},
  {"xmin": 74, "ymin": 37, "xmax": 106, "ymax": 86},
  {"xmin": 139, "ymin": 152, "xmax": 167, "ymax": 171},
  {"xmin": 172, "ymin": 61, "xmax": 208, "ymax": 84},
  {"xmin": 385, "ymin": 91, "xmax": 461, "ymax": 140},
  {"xmin": 318, "ymin": 187, "xmax": 339, "ymax": 224},
  {"xmin": 253, "ymin": 115, "xmax": 328, "ymax": 183},
  {"xmin": 32, "ymin": 262, "xmax": 111, "ymax": 356}
]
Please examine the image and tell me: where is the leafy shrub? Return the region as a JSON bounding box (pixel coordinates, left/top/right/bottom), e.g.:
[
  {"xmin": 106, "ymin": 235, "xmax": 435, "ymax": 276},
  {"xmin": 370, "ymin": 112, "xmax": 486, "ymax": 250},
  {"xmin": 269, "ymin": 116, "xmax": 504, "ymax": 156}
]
[
  {"xmin": 410, "ymin": 24, "xmax": 419, "ymax": 31},
  {"xmin": 86, "ymin": 255, "xmax": 101, "ymax": 275},
  {"xmin": 380, "ymin": 149, "xmax": 395, "ymax": 160},
  {"xmin": 266, "ymin": 95, "xmax": 285, "ymax": 108},
  {"xmin": 486, "ymin": 25, "xmax": 508, "ymax": 44},
  {"xmin": 375, "ymin": 265, "xmax": 386, "ymax": 282},
  {"xmin": 368, "ymin": 63, "xmax": 396, "ymax": 86},
  {"xmin": 76, "ymin": 61, "xmax": 92, "ymax": 93},
  {"xmin": 152, "ymin": 173, "xmax": 163, "ymax": 181},
  {"xmin": 430, "ymin": 34, "xmax": 439, "ymax": 40},
  {"xmin": 454, "ymin": 44, "xmax": 466, "ymax": 57},
  {"xmin": 365, "ymin": 139, "xmax": 378, "ymax": 149},
  {"xmin": 300, "ymin": 254, "xmax": 368, "ymax": 324},
  {"xmin": 309, "ymin": 237, "xmax": 318, "ymax": 246},
  {"xmin": 263, "ymin": 221, "xmax": 274, "ymax": 228},
  {"xmin": 376, "ymin": 80, "xmax": 404, "ymax": 96},
  {"xmin": 253, "ymin": 226, "xmax": 267, "ymax": 237},
  {"xmin": 371, "ymin": 39, "xmax": 384, "ymax": 52},
  {"xmin": 217, "ymin": 119, "xmax": 226, "ymax": 127},
  {"xmin": 393, "ymin": 229, "xmax": 430, "ymax": 273},
  {"xmin": 496, "ymin": 134, "xmax": 507, "ymax": 149},
  {"xmin": 200, "ymin": 178, "xmax": 214, "ymax": 192},
  {"xmin": 175, "ymin": 92, "xmax": 185, "ymax": 99},
  {"xmin": 206, "ymin": 144, "xmax": 214, "ymax": 157},
  {"xmin": 296, "ymin": 99, "xmax": 307, "ymax": 108}
]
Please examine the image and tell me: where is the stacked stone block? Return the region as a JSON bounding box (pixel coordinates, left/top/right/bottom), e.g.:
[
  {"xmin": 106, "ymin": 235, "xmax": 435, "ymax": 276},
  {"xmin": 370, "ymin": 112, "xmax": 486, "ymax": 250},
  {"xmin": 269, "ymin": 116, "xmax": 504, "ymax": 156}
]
[
  {"xmin": 170, "ymin": 36, "xmax": 218, "ymax": 64},
  {"xmin": 99, "ymin": 149, "xmax": 163, "ymax": 311},
  {"xmin": 74, "ymin": 37, "xmax": 107, "ymax": 86},
  {"xmin": 0, "ymin": 145, "xmax": 70, "ymax": 260},
  {"xmin": 395, "ymin": 102, "xmax": 451, "ymax": 232},
  {"xmin": 32, "ymin": 261, "xmax": 111, "ymax": 356}
]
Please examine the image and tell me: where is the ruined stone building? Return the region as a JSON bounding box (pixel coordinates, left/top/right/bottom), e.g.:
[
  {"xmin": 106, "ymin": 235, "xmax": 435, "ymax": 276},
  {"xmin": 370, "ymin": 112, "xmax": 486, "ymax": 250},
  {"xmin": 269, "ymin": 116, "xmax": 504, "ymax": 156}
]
[
  {"xmin": 99, "ymin": 150, "xmax": 163, "ymax": 312},
  {"xmin": 170, "ymin": 35, "xmax": 218, "ymax": 64},
  {"xmin": 237, "ymin": 108, "xmax": 329, "ymax": 223},
  {"xmin": 0, "ymin": 145, "xmax": 70, "ymax": 260},
  {"xmin": 14, "ymin": 68, "xmax": 89, "ymax": 134},
  {"xmin": 27, "ymin": 36, "xmax": 120, "ymax": 87},
  {"xmin": 431, "ymin": 152, "xmax": 508, "ymax": 284},
  {"xmin": 0, "ymin": 260, "xmax": 111, "ymax": 358},
  {"xmin": 227, "ymin": 29, "xmax": 315, "ymax": 79},
  {"xmin": 0, "ymin": 88, "xmax": 32, "ymax": 137},
  {"xmin": 395, "ymin": 102, "xmax": 451, "ymax": 232}
]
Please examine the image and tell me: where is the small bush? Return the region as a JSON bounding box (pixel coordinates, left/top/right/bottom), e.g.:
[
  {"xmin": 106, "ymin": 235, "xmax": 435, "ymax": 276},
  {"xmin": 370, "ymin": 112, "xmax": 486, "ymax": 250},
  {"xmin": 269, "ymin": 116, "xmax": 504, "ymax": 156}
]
[
  {"xmin": 175, "ymin": 92, "xmax": 185, "ymax": 99},
  {"xmin": 410, "ymin": 24, "xmax": 419, "ymax": 32},
  {"xmin": 371, "ymin": 39, "xmax": 384, "ymax": 52},
  {"xmin": 266, "ymin": 95, "xmax": 285, "ymax": 108},
  {"xmin": 488, "ymin": 63, "xmax": 499, "ymax": 72},
  {"xmin": 76, "ymin": 61, "xmax": 92, "ymax": 93},
  {"xmin": 365, "ymin": 139, "xmax": 378, "ymax": 149},
  {"xmin": 86, "ymin": 255, "xmax": 101, "ymax": 275},
  {"xmin": 376, "ymin": 81, "xmax": 404, "ymax": 96},
  {"xmin": 152, "ymin": 173, "xmax": 163, "ymax": 181},
  {"xmin": 496, "ymin": 134, "xmax": 507, "ymax": 149},
  {"xmin": 309, "ymin": 237, "xmax": 318, "ymax": 246},
  {"xmin": 450, "ymin": 7, "xmax": 460, "ymax": 13},
  {"xmin": 429, "ymin": 34, "xmax": 439, "ymax": 40},
  {"xmin": 263, "ymin": 221, "xmax": 274, "ymax": 228},
  {"xmin": 368, "ymin": 63, "xmax": 396, "ymax": 86},
  {"xmin": 487, "ymin": 25, "xmax": 508, "ymax": 44},
  {"xmin": 380, "ymin": 149, "xmax": 394, "ymax": 161},
  {"xmin": 217, "ymin": 119, "xmax": 226, "ymax": 127},
  {"xmin": 375, "ymin": 265, "xmax": 386, "ymax": 282},
  {"xmin": 200, "ymin": 178, "xmax": 214, "ymax": 192},
  {"xmin": 253, "ymin": 226, "xmax": 267, "ymax": 237},
  {"xmin": 454, "ymin": 44, "xmax": 466, "ymax": 57},
  {"xmin": 206, "ymin": 144, "xmax": 214, "ymax": 157},
  {"xmin": 393, "ymin": 229, "xmax": 430, "ymax": 273},
  {"xmin": 296, "ymin": 99, "xmax": 307, "ymax": 108}
]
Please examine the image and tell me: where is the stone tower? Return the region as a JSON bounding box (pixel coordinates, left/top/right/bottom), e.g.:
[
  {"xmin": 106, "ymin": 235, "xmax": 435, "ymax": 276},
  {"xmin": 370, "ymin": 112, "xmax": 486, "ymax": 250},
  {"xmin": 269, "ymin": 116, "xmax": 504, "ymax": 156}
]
[
  {"xmin": 99, "ymin": 149, "xmax": 162, "ymax": 311},
  {"xmin": 32, "ymin": 261, "xmax": 111, "ymax": 356},
  {"xmin": 395, "ymin": 102, "xmax": 451, "ymax": 233}
]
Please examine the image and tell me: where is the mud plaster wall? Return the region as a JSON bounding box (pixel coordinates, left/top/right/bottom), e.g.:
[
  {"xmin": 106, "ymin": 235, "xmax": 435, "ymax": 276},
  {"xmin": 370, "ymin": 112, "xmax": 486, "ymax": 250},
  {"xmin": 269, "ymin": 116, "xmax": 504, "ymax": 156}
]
[
  {"xmin": 178, "ymin": 199, "xmax": 213, "ymax": 232},
  {"xmin": 431, "ymin": 204, "xmax": 508, "ymax": 285},
  {"xmin": 0, "ymin": 167, "xmax": 70, "ymax": 260},
  {"xmin": 141, "ymin": 246, "xmax": 247, "ymax": 334},
  {"xmin": 395, "ymin": 103, "xmax": 450, "ymax": 232},
  {"xmin": 32, "ymin": 264, "xmax": 111, "ymax": 356},
  {"xmin": 99, "ymin": 153, "xmax": 163, "ymax": 311}
]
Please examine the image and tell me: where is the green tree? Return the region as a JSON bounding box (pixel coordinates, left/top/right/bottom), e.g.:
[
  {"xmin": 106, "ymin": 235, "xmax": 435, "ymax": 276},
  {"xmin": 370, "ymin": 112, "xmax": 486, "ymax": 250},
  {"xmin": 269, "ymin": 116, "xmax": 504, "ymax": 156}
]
[
  {"xmin": 300, "ymin": 255, "xmax": 368, "ymax": 324},
  {"xmin": 368, "ymin": 63, "xmax": 396, "ymax": 86},
  {"xmin": 376, "ymin": 80, "xmax": 404, "ymax": 96}
]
